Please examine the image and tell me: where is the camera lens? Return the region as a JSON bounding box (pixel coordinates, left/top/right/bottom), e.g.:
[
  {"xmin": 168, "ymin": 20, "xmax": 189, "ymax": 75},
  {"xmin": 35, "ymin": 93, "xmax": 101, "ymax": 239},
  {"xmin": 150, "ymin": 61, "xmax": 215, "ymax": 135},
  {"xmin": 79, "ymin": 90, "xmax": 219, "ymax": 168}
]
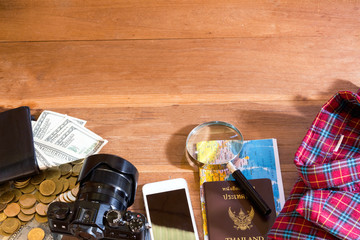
[
  {"xmin": 47, "ymin": 154, "xmax": 148, "ymax": 240},
  {"xmin": 76, "ymin": 154, "xmax": 139, "ymax": 211}
]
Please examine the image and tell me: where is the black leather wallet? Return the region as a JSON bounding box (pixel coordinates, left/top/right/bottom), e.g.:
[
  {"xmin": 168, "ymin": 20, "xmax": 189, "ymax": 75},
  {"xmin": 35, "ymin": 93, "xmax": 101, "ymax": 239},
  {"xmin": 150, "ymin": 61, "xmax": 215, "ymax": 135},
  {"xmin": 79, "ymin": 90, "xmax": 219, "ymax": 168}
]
[{"xmin": 0, "ymin": 106, "xmax": 39, "ymax": 184}]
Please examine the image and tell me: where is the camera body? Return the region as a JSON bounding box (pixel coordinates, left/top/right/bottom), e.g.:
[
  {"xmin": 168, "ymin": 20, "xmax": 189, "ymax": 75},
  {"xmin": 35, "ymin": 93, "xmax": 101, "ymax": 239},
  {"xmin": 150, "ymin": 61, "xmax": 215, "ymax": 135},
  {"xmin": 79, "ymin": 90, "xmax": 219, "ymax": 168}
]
[
  {"xmin": 48, "ymin": 201, "xmax": 147, "ymax": 240},
  {"xmin": 47, "ymin": 154, "xmax": 149, "ymax": 240}
]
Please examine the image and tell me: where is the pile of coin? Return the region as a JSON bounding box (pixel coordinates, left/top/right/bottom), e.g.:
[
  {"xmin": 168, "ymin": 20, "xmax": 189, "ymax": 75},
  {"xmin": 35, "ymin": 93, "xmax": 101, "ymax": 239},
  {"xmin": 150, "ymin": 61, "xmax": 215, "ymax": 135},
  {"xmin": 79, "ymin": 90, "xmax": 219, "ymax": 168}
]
[{"xmin": 0, "ymin": 159, "xmax": 83, "ymax": 238}]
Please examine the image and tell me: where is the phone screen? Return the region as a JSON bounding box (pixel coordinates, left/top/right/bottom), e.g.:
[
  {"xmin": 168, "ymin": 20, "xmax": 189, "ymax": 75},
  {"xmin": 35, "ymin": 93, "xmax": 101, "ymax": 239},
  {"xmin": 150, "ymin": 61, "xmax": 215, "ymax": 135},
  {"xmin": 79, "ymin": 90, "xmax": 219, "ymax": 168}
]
[{"xmin": 146, "ymin": 189, "xmax": 197, "ymax": 240}]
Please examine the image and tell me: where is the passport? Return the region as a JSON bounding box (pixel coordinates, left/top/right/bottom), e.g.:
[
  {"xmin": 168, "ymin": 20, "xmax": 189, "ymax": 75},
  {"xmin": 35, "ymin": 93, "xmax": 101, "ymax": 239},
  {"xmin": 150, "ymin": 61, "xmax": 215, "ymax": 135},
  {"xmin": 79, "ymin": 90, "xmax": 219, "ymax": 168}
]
[{"xmin": 203, "ymin": 179, "xmax": 276, "ymax": 240}]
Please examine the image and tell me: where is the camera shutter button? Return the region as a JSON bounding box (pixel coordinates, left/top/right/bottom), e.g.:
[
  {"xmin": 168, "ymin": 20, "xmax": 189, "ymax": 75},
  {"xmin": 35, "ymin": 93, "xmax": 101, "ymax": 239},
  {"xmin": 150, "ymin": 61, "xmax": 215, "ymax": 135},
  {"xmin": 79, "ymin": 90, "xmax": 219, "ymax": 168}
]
[{"xmin": 124, "ymin": 211, "xmax": 133, "ymax": 221}]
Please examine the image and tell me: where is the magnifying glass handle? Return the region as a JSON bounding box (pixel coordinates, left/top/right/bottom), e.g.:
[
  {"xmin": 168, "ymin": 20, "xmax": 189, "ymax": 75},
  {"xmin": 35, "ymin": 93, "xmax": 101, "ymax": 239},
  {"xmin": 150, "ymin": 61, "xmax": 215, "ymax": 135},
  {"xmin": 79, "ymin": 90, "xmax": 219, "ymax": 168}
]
[{"xmin": 227, "ymin": 162, "xmax": 271, "ymax": 216}]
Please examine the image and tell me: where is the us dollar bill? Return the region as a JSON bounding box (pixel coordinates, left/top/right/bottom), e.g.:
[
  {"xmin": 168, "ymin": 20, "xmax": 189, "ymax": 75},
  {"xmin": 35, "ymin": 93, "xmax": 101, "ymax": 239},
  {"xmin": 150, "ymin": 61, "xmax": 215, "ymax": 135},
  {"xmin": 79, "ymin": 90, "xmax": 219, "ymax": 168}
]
[
  {"xmin": 34, "ymin": 141, "xmax": 80, "ymax": 166},
  {"xmin": 43, "ymin": 118, "xmax": 98, "ymax": 143},
  {"xmin": 33, "ymin": 110, "xmax": 86, "ymax": 140},
  {"xmin": 31, "ymin": 120, "xmax": 37, "ymax": 129},
  {"xmin": 33, "ymin": 110, "xmax": 107, "ymax": 168},
  {"xmin": 34, "ymin": 145, "xmax": 52, "ymax": 170},
  {"xmin": 42, "ymin": 119, "xmax": 107, "ymax": 156}
]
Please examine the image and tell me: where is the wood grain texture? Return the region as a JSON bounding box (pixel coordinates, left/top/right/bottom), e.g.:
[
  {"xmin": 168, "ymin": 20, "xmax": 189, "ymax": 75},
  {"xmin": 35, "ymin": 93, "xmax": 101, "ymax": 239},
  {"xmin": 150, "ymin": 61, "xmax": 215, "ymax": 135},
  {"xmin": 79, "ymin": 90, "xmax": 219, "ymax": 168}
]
[
  {"xmin": 1, "ymin": 0, "xmax": 360, "ymax": 239},
  {"xmin": 1, "ymin": 0, "xmax": 360, "ymax": 41},
  {"xmin": 1, "ymin": 38, "xmax": 359, "ymax": 109}
]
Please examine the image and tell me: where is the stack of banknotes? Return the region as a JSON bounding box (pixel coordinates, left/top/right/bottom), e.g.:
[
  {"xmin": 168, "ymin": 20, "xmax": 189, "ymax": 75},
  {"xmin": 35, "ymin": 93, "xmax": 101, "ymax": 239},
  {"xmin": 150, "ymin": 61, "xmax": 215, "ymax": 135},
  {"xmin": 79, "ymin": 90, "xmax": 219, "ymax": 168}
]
[{"xmin": 32, "ymin": 110, "xmax": 108, "ymax": 169}]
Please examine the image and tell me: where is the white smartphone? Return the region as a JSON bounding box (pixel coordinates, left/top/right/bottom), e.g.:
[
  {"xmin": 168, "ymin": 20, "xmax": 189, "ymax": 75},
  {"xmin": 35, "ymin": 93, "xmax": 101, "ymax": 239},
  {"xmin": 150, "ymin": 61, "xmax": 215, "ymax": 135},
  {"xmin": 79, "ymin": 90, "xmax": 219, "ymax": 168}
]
[{"xmin": 142, "ymin": 178, "xmax": 199, "ymax": 240}]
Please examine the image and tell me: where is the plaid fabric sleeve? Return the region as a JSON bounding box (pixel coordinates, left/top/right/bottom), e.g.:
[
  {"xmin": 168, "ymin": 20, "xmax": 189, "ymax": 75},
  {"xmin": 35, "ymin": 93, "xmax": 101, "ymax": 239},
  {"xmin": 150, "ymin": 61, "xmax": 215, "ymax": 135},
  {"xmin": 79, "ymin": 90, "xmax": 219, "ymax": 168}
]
[
  {"xmin": 268, "ymin": 179, "xmax": 339, "ymax": 240},
  {"xmin": 297, "ymin": 190, "xmax": 360, "ymax": 240}
]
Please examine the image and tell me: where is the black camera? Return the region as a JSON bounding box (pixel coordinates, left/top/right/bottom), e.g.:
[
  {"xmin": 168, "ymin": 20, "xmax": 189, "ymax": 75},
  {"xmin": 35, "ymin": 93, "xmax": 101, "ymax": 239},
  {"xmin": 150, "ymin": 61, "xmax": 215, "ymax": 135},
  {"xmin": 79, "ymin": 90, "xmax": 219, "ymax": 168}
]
[{"xmin": 47, "ymin": 154, "xmax": 149, "ymax": 240}]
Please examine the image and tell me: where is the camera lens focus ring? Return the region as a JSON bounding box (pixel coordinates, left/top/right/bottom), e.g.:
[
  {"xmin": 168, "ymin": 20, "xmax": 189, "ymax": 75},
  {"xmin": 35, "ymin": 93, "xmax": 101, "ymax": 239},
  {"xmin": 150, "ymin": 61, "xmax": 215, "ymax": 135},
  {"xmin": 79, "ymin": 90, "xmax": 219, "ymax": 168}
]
[{"xmin": 78, "ymin": 154, "xmax": 139, "ymax": 209}]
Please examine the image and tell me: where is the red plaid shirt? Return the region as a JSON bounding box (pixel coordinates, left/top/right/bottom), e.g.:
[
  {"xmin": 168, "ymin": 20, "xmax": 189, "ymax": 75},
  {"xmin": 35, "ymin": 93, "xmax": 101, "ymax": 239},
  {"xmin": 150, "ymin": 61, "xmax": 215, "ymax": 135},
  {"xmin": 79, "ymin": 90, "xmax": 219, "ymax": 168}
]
[{"xmin": 268, "ymin": 90, "xmax": 360, "ymax": 240}]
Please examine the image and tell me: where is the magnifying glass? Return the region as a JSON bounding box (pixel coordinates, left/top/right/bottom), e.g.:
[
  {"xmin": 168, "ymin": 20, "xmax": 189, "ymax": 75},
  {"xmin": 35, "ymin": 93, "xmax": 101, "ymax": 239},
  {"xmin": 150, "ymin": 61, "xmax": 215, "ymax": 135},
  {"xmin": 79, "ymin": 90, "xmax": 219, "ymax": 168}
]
[{"xmin": 186, "ymin": 121, "xmax": 271, "ymax": 216}]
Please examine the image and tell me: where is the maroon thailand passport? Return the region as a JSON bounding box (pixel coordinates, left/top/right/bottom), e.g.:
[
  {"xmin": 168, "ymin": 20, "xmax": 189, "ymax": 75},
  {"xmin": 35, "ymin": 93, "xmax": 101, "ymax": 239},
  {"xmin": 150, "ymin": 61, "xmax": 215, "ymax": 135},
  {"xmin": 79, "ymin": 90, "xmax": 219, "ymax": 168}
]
[{"xmin": 203, "ymin": 179, "xmax": 276, "ymax": 240}]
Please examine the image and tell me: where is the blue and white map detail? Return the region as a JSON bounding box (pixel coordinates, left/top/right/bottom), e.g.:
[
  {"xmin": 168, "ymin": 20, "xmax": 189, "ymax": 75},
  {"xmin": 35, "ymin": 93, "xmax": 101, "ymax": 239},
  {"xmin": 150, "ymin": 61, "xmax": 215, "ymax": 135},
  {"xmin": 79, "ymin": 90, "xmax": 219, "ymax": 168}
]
[{"xmin": 227, "ymin": 139, "xmax": 285, "ymax": 214}]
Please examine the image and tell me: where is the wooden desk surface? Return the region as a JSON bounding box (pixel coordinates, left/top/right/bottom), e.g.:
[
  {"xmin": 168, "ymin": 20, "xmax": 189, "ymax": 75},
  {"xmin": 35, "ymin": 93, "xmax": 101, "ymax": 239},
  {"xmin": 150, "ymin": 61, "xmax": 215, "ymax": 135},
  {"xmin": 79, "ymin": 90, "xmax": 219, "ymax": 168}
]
[{"xmin": 1, "ymin": 1, "xmax": 359, "ymax": 238}]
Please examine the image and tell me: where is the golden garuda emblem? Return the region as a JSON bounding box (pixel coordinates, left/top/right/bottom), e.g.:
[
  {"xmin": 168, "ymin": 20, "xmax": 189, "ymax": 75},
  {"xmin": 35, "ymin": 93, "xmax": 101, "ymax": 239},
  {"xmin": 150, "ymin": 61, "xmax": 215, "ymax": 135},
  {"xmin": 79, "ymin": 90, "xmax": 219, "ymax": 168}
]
[{"xmin": 228, "ymin": 206, "xmax": 255, "ymax": 231}]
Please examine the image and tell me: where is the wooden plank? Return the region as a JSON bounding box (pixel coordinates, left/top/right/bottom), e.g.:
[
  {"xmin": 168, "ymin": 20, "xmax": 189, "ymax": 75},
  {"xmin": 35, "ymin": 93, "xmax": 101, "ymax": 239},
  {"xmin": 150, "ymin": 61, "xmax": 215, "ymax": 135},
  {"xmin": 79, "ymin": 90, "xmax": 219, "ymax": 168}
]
[
  {"xmin": 25, "ymin": 103, "xmax": 313, "ymax": 165},
  {"xmin": 1, "ymin": 0, "xmax": 360, "ymax": 42},
  {"xmin": 1, "ymin": 38, "xmax": 359, "ymax": 110}
]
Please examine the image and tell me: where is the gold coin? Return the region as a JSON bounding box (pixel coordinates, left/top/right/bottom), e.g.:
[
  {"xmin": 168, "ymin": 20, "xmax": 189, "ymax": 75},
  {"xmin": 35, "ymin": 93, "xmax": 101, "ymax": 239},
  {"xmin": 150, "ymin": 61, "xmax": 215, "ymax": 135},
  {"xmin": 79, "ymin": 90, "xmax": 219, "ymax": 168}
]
[
  {"xmin": 13, "ymin": 182, "xmax": 26, "ymax": 189},
  {"xmin": 14, "ymin": 176, "xmax": 31, "ymax": 184},
  {"xmin": 45, "ymin": 167, "xmax": 61, "ymax": 180},
  {"xmin": 52, "ymin": 179, "xmax": 64, "ymax": 195},
  {"xmin": 21, "ymin": 205, "xmax": 36, "ymax": 215},
  {"xmin": 12, "ymin": 189, "xmax": 22, "ymax": 202},
  {"xmin": 0, "ymin": 191, "xmax": 15, "ymax": 204},
  {"xmin": 60, "ymin": 178, "xmax": 70, "ymax": 192},
  {"xmin": 19, "ymin": 194, "xmax": 37, "ymax": 208},
  {"xmin": 14, "ymin": 177, "xmax": 31, "ymax": 188},
  {"xmin": 34, "ymin": 191, "xmax": 41, "ymax": 202},
  {"xmin": 59, "ymin": 163, "xmax": 72, "ymax": 175},
  {"xmin": 4, "ymin": 202, "xmax": 21, "ymax": 217},
  {"xmin": 31, "ymin": 171, "xmax": 46, "ymax": 185},
  {"xmin": 1, "ymin": 217, "xmax": 21, "ymax": 234},
  {"xmin": 38, "ymin": 193, "xmax": 56, "ymax": 204},
  {"xmin": 14, "ymin": 182, "xmax": 29, "ymax": 189},
  {"xmin": 35, "ymin": 203, "xmax": 48, "ymax": 216},
  {"xmin": 34, "ymin": 213, "xmax": 48, "ymax": 223},
  {"xmin": 62, "ymin": 172, "xmax": 72, "ymax": 178},
  {"xmin": 72, "ymin": 164, "xmax": 82, "ymax": 176},
  {"xmin": 39, "ymin": 180, "xmax": 56, "ymax": 196},
  {"xmin": 27, "ymin": 227, "xmax": 45, "ymax": 240},
  {"xmin": 68, "ymin": 177, "xmax": 78, "ymax": 189},
  {"xmin": 0, "ymin": 212, "xmax": 7, "ymax": 222},
  {"xmin": 20, "ymin": 183, "xmax": 36, "ymax": 194},
  {"xmin": 17, "ymin": 211, "xmax": 34, "ymax": 222},
  {"xmin": 0, "ymin": 226, "xmax": 12, "ymax": 236}
]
